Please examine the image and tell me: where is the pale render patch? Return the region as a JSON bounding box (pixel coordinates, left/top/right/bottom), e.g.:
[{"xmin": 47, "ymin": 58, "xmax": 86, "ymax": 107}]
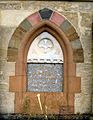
[{"xmin": 1, "ymin": 10, "xmax": 32, "ymax": 27}]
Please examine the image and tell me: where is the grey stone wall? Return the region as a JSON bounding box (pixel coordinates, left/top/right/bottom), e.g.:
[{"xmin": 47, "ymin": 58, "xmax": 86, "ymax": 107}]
[{"xmin": 0, "ymin": 1, "xmax": 93, "ymax": 113}]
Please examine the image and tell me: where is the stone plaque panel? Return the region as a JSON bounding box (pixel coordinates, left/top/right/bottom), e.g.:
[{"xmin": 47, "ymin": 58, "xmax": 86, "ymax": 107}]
[{"xmin": 27, "ymin": 63, "xmax": 63, "ymax": 92}]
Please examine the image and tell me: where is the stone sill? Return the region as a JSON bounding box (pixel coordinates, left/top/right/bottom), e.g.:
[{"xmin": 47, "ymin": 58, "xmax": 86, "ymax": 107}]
[{"xmin": 0, "ymin": 113, "xmax": 93, "ymax": 120}]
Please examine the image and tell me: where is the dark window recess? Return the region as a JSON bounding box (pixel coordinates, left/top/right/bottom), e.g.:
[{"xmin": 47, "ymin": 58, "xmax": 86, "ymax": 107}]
[
  {"xmin": 39, "ymin": 8, "xmax": 53, "ymax": 20},
  {"xmin": 27, "ymin": 63, "xmax": 63, "ymax": 92}
]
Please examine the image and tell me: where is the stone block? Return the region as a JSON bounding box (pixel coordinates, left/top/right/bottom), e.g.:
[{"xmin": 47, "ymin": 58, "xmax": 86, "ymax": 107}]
[
  {"xmin": 0, "ymin": 26, "xmax": 15, "ymax": 49},
  {"xmin": 0, "ymin": 81, "xmax": 9, "ymax": 92},
  {"xmin": 9, "ymin": 75, "xmax": 26, "ymax": 92},
  {"xmin": 73, "ymin": 48, "xmax": 84, "ymax": 63},
  {"xmin": 50, "ymin": 12, "xmax": 65, "ymax": 26},
  {"xmin": 39, "ymin": 8, "xmax": 53, "ymax": 20},
  {"xmin": 71, "ymin": 39, "xmax": 82, "ymax": 50},
  {"xmin": 13, "ymin": 26, "xmax": 26, "ymax": 39},
  {"xmin": 80, "ymin": 29, "xmax": 93, "ymax": 63},
  {"xmin": 69, "ymin": 77, "xmax": 81, "ymax": 93},
  {"xmin": 7, "ymin": 48, "xmax": 18, "ymax": 62},
  {"xmin": 76, "ymin": 63, "xmax": 93, "ymax": 94},
  {"xmin": 4, "ymin": 62, "xmax": 15, "ymax": 76},
  {"xmin": 60, "ymin": 20, "xmax": 71, "ymax": 33},
  {"xmin": 60, "ymin": 19, "xmax": 79, "ymax": 42},
  {"xmin": 81, "ymin": 77, "xmax": 93, "ymax": 94},
  {"xmin": 74, "ymin": 93, "xmax": 81, "ymax": 113},
  {"xmin": 27, "ymin": 12, "xmax": 41, "ymax": 26},
  {"xmin": 68, "ymin": 32, "xmax": 79, "ymax": 42},
  {"xmin": 0, "ymin": 92, "xmax": 15, "ymax": 113},
  {"xmin": 76, "ymin": 63, "xmax": 93, "ymax": 77},
  {"xmin": 0, "ymin": 62, "xmax": 15, "ymax": 92},
  {"xmin": 75, "ymin": 93, "xmax": 92, "ymax": 113},
  {"xmin": 20, "ymin": 19, "xmax": 32, "ymax": 32},
  {"xmin": 65, "ymin": 63, "xmax": 76, "ymax": 76},
  {"xmin": 0, "ymin": 49, "xmax": 7, "ymax": 60},
  {"xmin": 80, "ymin": 94, "xmax": 92, "ymax": 113}
]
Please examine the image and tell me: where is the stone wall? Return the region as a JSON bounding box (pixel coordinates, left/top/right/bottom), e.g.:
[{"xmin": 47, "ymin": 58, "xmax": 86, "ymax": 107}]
[{"xmin": 0, "ymin": 1, "xmax": 93, "ymax": 114}]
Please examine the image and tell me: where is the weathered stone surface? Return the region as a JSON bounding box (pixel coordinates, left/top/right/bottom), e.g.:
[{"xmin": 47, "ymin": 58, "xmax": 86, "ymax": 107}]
[
  {"xmin": 60, "ymin": 12, "xmax": 78, "ymax": 30},
  {"xmin": 71, "ymin": 39, "xmax": 82, "ymax": 50},
  {"xmin": 1, "ymin": 10, "xmax": 31, "ymax": 27},
  {"xmin": 20, "ymin": 19, "xmax": 32, "ymax": 32},
  {"xmin": 0, "ymin": 3, "xmax": 21, "ymax": 10},
  {"xmin": 0, "ymin": 49, "xmax": 7, "ymax": 61},
  {"xmin": 21, "ymin": 1, "xmax": 42, "ymax": 11},
  {"xmin": 0, "ymin": 92, "xmax": 15, "ymax": 113},
  {"xmin": 54, "ymin": 2, "xmax": 79, "ymax": 12},
  {"xmin": 92, "ymin": 95, "xmax": 93, "ymax": 112},
  {"xmin": 76, "ymin": 63, "xmax": 93, "ymax": 94},
  {"xmin": 50, "ymin": 11, "xmax": 65, "ymax": 26},
  {"xmin": 0, "ymin": 26, "xmax": 16, "ymax": 49},
  {"xmin": 9, "ymin": 27, "xmax": 26, "ymax": 48},
  {"xmin": 0, "ymin": 61, "xmax": 15, "ymax": 91},
  {"xmin": 27, "ymin": 12, "xmax": 41, "ymax": 26},
  {"xmin": 60, "ymin": 20, "xmax": 71, "ymax": 33},
  {"xmin": 73, "ymin": 49, "xmax": 84, "ymax": 63},
  {"xmin": 7, "ymin": 48, "xmax": 18, "ymax": 62},
  {"xmin": 75, "ymin": 93, "xmax": 92, "ymax": 113},
  {"xmin": 80, "ymin": 12, "xmax": 93, "ymax": 28},
  {"xmin": 80, "ymin": 28, "xmax": 93, "ymax": 63},
  {"xmin": 0, "ymin": 61, "xmax": 15, "ymax": 77},
  {"xmin": 79, "ymin": 3, "xmax": 93, "ymax": 12},
  {"xmin": 39, "ymin": 8, "xmax": 53, "ymax": 20},
  {"xmin": 0, "ymin": 82, "xmax": 9, "ymax": 92},
  {"xmin": 21, "ymin": 2, "xmax": 79, "ymax": 12},
  {"xmin": 3, "ymin": 62, "xmax": 15, "ymax": 76}
]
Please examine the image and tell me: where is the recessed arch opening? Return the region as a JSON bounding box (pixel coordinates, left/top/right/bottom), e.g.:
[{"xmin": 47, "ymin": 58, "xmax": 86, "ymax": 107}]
[
  {"xmin": 8, "ymin": 9, "xmax": 83, "ymax": 113},
  {"xmin": 16, "ymin": 20, "xmax": 73, "ymax": 94},
  {"xmin": 27, "ymin": 31, "xmax": 64, "ymax": 92}
]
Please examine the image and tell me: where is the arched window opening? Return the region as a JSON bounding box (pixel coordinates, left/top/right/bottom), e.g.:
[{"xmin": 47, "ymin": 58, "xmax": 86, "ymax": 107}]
[{"xmin": 27, "ymin": 32, "xmax": 64, "ymax": 92}]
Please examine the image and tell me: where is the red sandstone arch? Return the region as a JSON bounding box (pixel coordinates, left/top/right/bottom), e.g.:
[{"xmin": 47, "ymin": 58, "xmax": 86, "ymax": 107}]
[
  {"xmin": 7, "ymin": 8, "xmax": 84, "ymax": 63},
  {"xmin": 8, "ymin": 8, "xmax": 84, "ymax": 114}
]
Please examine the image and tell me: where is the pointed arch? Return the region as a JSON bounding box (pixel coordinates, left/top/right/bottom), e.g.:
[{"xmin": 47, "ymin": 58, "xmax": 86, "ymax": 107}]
[
  {"xmin": 7, "ymin": 8, "xmax": 84, "ymax": 63},
  {"xmin": 8, "ymin": 8, "xmax": 84, "ymax": 114}
]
